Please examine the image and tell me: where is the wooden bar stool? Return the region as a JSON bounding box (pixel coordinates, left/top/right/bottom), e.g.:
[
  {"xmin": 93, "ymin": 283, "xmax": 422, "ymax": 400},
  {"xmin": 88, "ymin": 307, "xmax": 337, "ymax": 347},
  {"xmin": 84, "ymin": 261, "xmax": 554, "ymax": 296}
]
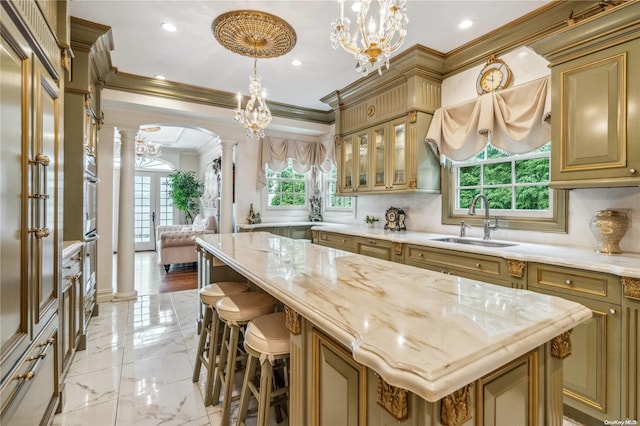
[
  {"xmin": 212, "ymin": 292, "xmax": 277, "ymax": 425},
  {"xmin": 192, "ymin": 282, "xmax": 249, "ymax": 406},
  {"xmin": 236, "ymin": 312, "xmax": 290, "ymax": 426}
]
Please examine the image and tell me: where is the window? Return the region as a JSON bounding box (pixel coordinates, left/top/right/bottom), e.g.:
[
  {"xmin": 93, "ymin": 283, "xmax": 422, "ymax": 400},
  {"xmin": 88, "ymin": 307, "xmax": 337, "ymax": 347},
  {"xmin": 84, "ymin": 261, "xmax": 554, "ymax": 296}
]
[
  {"xmin": 159, "ymin": 176, "xmax": 173, "ymax": 226},
  {"xmin": 266, "ymin": 160, "xmax": 307, "ymax": 208},
  {"xmin": 455, "ymin": 142, "xmax": 551, "ymax": 214},
  {"xmin": 324, "ymin": 166, "xmax": 353, "ymax": 210},
  {"xmin": 443, "ymin": 141, "xmax": 567, "ymax": 232}
]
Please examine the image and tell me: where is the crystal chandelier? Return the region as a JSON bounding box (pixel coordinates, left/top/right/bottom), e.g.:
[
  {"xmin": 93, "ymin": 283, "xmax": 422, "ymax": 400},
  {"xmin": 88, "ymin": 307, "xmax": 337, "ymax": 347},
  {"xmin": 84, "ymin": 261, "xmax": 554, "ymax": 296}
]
[
  {"xmin": 212, "ymin": 10, "xmax": 296, "ymax": 138},
  {"xmin": 330, "ymin": 0, "xmax": 409, "ymax": 76},
  {"xmin": 134, "ymin": 131, "xmax": 161, "ymax": 161},
  {"xmin": 234, "ymin": 56, "xmax": 272, "ymax": 138}
]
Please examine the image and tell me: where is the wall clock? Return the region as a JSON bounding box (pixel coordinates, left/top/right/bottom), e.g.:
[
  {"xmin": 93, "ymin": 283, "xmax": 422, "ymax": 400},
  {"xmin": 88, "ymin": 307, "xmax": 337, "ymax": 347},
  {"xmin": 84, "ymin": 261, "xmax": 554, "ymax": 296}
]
[{"xmin": 476, "ymin": 54, "xmax": 512, "ymax": 95}]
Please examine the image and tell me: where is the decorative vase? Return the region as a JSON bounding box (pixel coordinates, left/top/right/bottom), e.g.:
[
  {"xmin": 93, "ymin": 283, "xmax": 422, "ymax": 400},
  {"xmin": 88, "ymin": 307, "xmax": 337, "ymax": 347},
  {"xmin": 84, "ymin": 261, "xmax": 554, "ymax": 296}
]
[{"xmin": 589, "ymin": 209, "xmax": 629, "ymax": 254}]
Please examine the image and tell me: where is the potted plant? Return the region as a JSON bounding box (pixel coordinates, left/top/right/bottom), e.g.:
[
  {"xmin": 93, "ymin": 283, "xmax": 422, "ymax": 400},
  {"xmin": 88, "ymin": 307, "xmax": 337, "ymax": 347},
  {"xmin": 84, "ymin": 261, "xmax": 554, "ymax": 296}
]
[
  {"xmin": 167, "ymin": 170, "xmax": 204, "ymax": 223},
  {"xmin": 364, "ymin": 215, "xmax": 379, "ymax": 229}
]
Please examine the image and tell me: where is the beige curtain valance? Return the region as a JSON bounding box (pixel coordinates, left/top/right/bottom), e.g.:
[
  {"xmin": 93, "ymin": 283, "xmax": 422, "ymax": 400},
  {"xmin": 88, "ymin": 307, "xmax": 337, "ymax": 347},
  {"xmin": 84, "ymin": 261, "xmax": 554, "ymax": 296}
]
[
  {"xmin": 257, "ymin": 136, "xmax": 335, "ymax": 189},
  {"xmin": 426, "ymin": 76, "xmax": 551, "ymax": 162}
]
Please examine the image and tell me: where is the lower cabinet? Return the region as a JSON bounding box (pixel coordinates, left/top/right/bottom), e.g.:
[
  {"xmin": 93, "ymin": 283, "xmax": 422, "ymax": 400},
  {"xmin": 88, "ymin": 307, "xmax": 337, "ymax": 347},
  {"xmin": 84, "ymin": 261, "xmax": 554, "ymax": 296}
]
[
  {"xmin": 315, "ymin": 231, "xmax": 355, "ymax": 252},
  {"xmin": 528, "ymin": 263, "xmax": 622, "ymax": 423},
  {"xmin": 404, "ymin": 244, "xmax": 513, "ymax": 287},
  {"xmin": 0, "ymin": 317, "xmax": 59, "ymax": 426},
  {"xmin": 354, "ymin": 236, "xmax": 395, "ymax": 261},
  {"xmin": 240, "ymin": 225, "xmax": 313, "ymax": 240}
]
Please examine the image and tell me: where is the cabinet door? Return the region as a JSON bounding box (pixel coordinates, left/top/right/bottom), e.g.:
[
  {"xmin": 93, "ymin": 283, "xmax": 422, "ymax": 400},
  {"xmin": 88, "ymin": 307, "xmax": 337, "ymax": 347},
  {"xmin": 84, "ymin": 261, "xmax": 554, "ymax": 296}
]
[
  {"xmin": 356, "ymin": 131, "xmax": 369, "ymax": 191},
  {"xmin": 0, "ymin": 24, "xmax": 30, "ymax": 369},
  {"xmin": 551, "ymin": 39, "xmax": 640, "ymax": 187},
  {"xmin": 340, "ymin": 135, "xmax": 355, "ymax": 193},
  {"xmin": 371, "ymin": 125, "xmax": 387, "ymax": 191},
  {"xmin": 390, "ymin": 118, "xmax": 409, "ymax": 190},
  {"xmin": 535, "ymin": 289, "xmax": 621, "ymax": 421},
  {"xmin": 31, "ymin": 60, "xmax": 60, "ymax": 337},
  {"xmin": 355, "ymin": 237, "xmax": 393, "ymax": 261},
  {"xmin": 311, "ymin": 329, "xmax": 366, "ymax": 426}
]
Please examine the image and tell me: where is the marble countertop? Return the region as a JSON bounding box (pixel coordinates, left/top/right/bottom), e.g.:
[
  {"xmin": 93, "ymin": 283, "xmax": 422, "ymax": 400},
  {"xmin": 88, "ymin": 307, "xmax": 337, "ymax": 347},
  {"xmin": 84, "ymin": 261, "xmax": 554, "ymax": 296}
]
[
  {"xmin": 236, "ymin": 221, "xmax": 329, "ymax": 230},
  {"xmin": 196, "ymin": 232, "xmax": 591, "ymax": 402},
  {"xmin": 312, "ymin": 224, "xmax": 640, "ymax": 279}
]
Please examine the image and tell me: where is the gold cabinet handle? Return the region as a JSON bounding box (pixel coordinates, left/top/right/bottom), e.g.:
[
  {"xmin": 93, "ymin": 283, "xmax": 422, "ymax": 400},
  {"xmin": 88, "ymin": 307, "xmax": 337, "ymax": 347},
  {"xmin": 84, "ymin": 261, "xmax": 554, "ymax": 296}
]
[
  {"xmin": 28, "ymin": 193, "xmax": 49, "ymax": 200},
  {"xmin": 29, "ymin": 227, "xmax": 50, "ymax": 239},
  {"xmin": 16, "ymin": 371, "xmax": 36, "ymax": 381},
  {"xmin": 367, "ymin": 239, "xmax": 376, "ymax": 244},
  {"xmin": 29, "ymin": 153, "xmax": 50, "ymax": 166}
]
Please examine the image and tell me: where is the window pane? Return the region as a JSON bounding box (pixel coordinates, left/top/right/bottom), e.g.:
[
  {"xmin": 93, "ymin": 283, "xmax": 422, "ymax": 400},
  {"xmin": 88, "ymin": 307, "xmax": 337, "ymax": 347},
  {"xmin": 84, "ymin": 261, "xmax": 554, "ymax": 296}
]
[
  {"xmin": 485, "ymin": 187, "xmax": 512, "ymax": 209},
  {"xmin": 459, "ymin": 165, "xmax": 481, "ymax": 187},
  {"xmin": 484, "ymin": 162, "xmax": 511, "ymax": 185},
  {"xmin": 487, "ymin": 144, "xmax": 509, "ymax": 159},
  {"xmin": 458, "ymin": 188, "xmax": 479, "ymax": 209},
  {"xmin": 516, "ymin": 186, "xmax": 549, "ymax": 210},
  {"xmin": 515, "ymin": 158, "xmax": 549, "ymax": 183}
]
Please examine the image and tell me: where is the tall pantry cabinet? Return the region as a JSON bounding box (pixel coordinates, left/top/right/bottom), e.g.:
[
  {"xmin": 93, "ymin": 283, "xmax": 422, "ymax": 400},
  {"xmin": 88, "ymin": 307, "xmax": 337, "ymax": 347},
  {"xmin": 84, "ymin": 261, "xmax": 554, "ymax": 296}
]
[{"xmin": 0, "ymin": 1, "xmax": 68, "ymax": 424}]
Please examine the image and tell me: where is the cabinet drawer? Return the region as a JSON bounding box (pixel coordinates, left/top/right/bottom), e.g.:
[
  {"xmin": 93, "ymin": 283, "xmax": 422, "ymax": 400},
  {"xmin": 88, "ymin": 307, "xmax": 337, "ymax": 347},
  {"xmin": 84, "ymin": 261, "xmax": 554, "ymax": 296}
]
[
  {"xmin": 405, "ymin": 245, "xmax": 508, "ymax": 284},
  {"xmin": 1, "ymin": 318, "xmax": 58, "ymax": 426},
  {"xmin": 317, "ymin": 232, "xmax": 355, "ymax": 252},
  {"xmin": 355, "ymin": 237, "xmax": 393, "ymax": 261},
  {"xmin": 528, "ymin": 263, "xmax": 621, "ymax": 304}
]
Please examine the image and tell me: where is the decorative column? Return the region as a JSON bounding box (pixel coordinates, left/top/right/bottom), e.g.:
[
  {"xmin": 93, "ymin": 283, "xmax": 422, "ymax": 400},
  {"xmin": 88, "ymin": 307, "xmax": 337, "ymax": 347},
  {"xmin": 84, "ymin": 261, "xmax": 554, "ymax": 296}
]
[
  {"xmin": 96, "ymin": 124, "xmax": 115, "ymax": 301},
  {"xmin": 113, "ymin": 129, "xmax": 138, "ymax": 301},
  {"xmin": 219, "ymin": 139, "xmax": 236, "ymax": 233}
]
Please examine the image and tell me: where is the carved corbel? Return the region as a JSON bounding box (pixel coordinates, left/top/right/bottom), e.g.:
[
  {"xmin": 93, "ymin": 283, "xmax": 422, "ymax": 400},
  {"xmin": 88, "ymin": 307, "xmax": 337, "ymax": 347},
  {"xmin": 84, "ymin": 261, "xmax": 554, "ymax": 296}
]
[
  {"xmin": 507, "ymin": 260, "xmax": 525, "ymax": 278},
  {"xmin": 622, "ymin": 277, "xmax": 640, "ymax": 301},
  {"xmin": 284, "ymin": 305, "xmax": 301, "ymax": 335},
  {"xmin": 394, "ymin": 242, "xmax": 403, "ymax": 256},
  {"xmin": 551, "ymin": 330, "xmax": 572, "ymax": 359},
  {"xmin": 408, "ymin": 111, "xmax": 417, "ymax": 123},
  {"xmin": 440, "ymin": 384, "xmax": 472, "ymax": 426},
  {"xmin": 377, "ymin": 376, "xmax": 408, "ymax": 421}
]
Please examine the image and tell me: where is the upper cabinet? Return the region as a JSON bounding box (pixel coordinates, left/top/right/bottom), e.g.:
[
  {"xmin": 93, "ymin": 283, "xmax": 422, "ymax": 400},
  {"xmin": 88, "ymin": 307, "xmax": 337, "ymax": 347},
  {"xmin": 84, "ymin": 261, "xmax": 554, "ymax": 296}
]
[
  {"xmin": 530, "ymin": 2, "xmax": 640, "ymax": 188},
  {"xmin": 323, "ymin": 46, "xmax": 443, "ymax": 195}
]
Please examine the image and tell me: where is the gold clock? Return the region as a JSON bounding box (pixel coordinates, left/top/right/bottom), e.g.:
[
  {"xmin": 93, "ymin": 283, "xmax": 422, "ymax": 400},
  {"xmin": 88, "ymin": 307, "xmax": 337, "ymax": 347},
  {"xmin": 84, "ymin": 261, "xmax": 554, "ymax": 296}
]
[{"xmin": 476, "ymin": 54, "xmax": 512, "ymax": 95}]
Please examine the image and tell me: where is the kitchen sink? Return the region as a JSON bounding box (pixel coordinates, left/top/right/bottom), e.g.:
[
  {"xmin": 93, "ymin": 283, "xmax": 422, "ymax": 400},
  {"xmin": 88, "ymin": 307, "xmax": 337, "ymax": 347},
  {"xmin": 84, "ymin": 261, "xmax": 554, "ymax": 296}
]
[{"xmin": 430, "ymin": 237, "xmax": 518, "ymax": 248}]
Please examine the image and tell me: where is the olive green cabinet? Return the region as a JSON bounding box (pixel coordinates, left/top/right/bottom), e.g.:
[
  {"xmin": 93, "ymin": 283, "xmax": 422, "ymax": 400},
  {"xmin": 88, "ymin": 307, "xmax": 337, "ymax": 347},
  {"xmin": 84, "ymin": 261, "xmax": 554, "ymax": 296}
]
[
  {"xmin": 404, "ymin": 244, "xmax": 514, "ymax": 287},
  {"xmin": 531, "ymin": 2, "xmax": 640, "ymax": 188},
  {"xmin": 528, "ymin": 263, "xmax": 622, "ymax": 423},
  {"xmin": 336, "ymin": 112, "xmax": 440, "ymax": 195},
  {"xmin": 239, "ymin": 225, "xmax": 313, "ymax": 240},
  {"xmin": 315, "ymin": 231, "xmax": 356, "ymax": 252},
  {"xmin": 354, "ymin": 237, "xmax": 396, "ymax": 261}
]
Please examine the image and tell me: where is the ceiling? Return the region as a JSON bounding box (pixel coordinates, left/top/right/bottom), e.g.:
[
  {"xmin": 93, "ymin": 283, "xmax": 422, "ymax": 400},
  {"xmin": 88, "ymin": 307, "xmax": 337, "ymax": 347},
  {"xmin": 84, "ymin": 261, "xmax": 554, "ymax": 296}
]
[{"xmin": 68, "ymin": 0, "xmax": 551, "ymax": 150}]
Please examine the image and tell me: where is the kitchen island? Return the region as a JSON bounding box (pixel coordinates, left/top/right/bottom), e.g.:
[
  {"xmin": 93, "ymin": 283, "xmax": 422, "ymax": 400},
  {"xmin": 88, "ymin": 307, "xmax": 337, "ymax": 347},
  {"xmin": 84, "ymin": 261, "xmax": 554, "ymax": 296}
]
[{"xmin": 196, "ymin": 232, "xmax": 591, "ymax": 425}]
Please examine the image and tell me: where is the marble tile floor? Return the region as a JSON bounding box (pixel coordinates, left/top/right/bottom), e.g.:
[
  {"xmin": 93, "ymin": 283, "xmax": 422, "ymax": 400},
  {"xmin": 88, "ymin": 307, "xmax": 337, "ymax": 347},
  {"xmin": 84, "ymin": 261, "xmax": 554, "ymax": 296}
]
[
  {"xmin": 52, "ymin": 288, "xmax": 584, "ymax": 426},
  {"xmin": 52, "ymin": 289, "xmax": 281, "ymax": 426}
]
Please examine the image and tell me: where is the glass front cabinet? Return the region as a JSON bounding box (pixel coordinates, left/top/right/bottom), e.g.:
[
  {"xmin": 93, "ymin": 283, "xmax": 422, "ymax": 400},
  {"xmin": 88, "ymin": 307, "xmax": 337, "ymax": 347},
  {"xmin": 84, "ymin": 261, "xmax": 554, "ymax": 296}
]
[{"xmin": 337, "ymin": 117, "xmax": 413, "ymax": 194}]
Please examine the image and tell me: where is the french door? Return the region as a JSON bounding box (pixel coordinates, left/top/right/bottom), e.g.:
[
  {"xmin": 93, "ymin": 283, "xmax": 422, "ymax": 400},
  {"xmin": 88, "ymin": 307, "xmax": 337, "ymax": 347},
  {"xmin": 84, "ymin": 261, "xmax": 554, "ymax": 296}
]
[{"xmin": 134, "ymin": 172, "xmax": 173, "ymax": 251}]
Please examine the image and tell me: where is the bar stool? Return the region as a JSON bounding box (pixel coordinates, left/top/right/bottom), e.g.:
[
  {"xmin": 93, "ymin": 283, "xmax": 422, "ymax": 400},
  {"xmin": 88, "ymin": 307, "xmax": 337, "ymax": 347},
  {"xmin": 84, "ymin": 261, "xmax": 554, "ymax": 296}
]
[
  {"xmin": 192, "ymin": 282, "xmax": 249, "ymax": 406},
  {"xmin": 212, "ymin": 292, "xmax": 277, "ymax": 425},
  {"xmin": 236, "ymin": 312, "xmax": 290, "ymax": 426}
]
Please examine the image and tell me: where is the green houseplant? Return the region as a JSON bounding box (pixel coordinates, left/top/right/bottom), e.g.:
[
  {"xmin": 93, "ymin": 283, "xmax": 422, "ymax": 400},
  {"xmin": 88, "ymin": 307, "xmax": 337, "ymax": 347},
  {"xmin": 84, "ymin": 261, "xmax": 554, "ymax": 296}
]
[{"xmin": 167, "ymin": 170, "xmax": 204, "ymax": 224}]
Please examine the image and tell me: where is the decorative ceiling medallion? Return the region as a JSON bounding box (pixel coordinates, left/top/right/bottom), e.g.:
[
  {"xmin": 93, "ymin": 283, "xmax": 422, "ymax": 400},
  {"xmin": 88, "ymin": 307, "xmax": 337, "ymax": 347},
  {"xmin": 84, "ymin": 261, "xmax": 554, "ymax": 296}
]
[{"xmin": 212, "ymin": 10, "xmax": 296, "ymax": 59}]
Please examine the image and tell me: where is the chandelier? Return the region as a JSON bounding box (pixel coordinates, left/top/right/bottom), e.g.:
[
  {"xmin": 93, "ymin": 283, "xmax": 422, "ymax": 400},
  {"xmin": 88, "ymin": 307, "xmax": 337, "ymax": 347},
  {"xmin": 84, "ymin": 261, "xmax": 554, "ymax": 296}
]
[
  {"xmin": 134, "ymin": 131, "xmax": 161, "ymax": 163},
  {"xmin": 330, "ymin": 0, "xmax": 409, "ymax": 76},
  {"xmin": 212, "ymin": 10, "xmax": 296, "ymax": 138}
]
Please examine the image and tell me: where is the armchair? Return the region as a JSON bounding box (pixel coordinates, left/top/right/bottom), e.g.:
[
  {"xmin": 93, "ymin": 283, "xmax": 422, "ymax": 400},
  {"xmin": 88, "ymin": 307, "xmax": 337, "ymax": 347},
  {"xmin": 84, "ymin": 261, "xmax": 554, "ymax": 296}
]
[{"xmin": 157, "ymin": 214, "xmax": 217, "ymax": 272}]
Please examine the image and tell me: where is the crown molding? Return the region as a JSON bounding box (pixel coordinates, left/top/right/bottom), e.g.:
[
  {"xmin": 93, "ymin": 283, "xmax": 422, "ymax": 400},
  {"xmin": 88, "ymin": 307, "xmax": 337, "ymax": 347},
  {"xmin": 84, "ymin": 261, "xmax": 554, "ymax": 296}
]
[{"xmin": 102, "ymin": 70, "xmax": 334, "ymax": 125}]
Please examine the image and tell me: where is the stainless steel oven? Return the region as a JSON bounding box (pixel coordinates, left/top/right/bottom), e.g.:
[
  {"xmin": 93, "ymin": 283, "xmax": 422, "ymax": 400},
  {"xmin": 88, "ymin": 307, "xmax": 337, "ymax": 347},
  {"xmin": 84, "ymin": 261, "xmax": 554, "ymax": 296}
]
[{"xmin": 84, "ymin": 175, "xmax": 97, "ymax": 235}]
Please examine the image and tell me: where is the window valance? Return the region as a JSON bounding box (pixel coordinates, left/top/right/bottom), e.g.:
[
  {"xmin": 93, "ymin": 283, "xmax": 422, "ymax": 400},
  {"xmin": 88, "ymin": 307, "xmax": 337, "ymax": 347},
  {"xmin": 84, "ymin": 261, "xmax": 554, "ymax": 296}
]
[
  {"xmin": 425, "ymin": 76, "xmax": 551, "ymax": 163},
  {"xmin": 257, "ymin": 136, "xmax": 335, "ymax": 189}
]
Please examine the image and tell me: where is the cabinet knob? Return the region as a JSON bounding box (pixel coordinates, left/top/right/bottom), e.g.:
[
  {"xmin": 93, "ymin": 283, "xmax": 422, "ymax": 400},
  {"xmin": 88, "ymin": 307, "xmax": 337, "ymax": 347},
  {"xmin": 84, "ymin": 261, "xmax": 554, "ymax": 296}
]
[
  {"xmin": 609, "ymin": 308, "xmax": 616, "ymax": 315},
  {"xmin": 418, "ymin": 252, "xmax": 423, "ymax": 257},
  {"xmin": 565, "ymin": 279, "xmax": 573, "ymax": 285},
  {"xmin": 475, "ymin": 263, "xmax": 481, "ymax": 269},
  {"xmin": 630, "ymin": 168, "xmax": 637, "ymax": 174}
]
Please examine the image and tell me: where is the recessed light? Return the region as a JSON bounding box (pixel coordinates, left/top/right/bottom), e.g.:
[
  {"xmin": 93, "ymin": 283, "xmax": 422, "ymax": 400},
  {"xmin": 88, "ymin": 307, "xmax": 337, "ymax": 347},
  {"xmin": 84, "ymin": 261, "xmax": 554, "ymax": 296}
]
[
  {"xmin": 458, "ymin": 19, "xmax": 473, "ymax": 29},
  {"xmin": 154, "ymin": 75, "xmax": 166, "ymax": 80},
  {"xmin": 351, "ymin": 2, "xmax": 361, "ymax": 13},
  {"xmin": 291, "ymin": 59, "xmax": 303, "ymax": 67},
  {"xmin": 161, "ymin": 22, "xmax": 177, "ymax": 32}
]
